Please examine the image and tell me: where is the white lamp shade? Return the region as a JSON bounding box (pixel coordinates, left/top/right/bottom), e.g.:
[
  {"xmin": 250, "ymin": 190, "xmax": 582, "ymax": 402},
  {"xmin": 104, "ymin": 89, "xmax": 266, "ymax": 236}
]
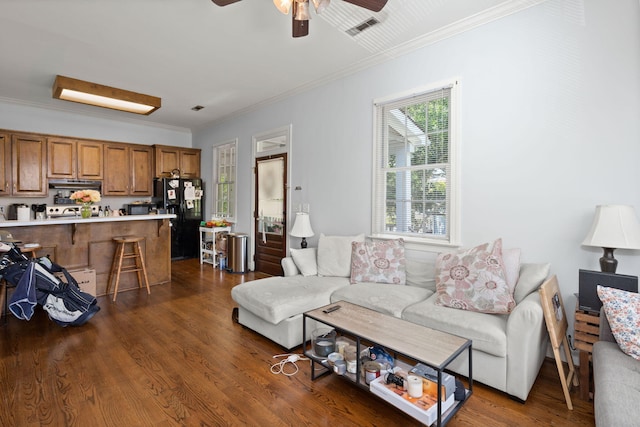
[
  {"xmin": 582, "ymin": 205, "xmax": 640, "ymax": 250},
  {"xmin": 290, "ymin": 212, "xmax": 314, "ymax": 238}
]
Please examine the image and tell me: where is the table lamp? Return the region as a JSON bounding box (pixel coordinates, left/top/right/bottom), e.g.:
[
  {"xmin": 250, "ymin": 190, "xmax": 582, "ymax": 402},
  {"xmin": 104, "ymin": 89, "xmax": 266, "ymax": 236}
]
[
  {"xmin": 582, "ymin": 205, "xmax": 640, "ymax": 273},
  {"xmin": 290, "ymin": 212, "xmax": 314, "ymax": 248}
]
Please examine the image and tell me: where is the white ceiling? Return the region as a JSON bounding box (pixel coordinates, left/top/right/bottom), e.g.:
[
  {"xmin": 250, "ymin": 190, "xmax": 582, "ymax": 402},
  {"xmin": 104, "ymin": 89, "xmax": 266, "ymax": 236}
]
[{"xmin": 0, "ymin": 0, "xmax": 546, "ymax": 131}]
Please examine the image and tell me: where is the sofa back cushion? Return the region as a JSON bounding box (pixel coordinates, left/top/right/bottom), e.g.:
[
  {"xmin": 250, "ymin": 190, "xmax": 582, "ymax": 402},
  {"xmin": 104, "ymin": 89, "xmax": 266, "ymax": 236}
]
[
  {"xmin": 405, "ymin": 258, "xmax": 436, "ymax": 291},
  {"xmin": 317, "ymin": 234, "xmax": 365, "ymax": 277}
]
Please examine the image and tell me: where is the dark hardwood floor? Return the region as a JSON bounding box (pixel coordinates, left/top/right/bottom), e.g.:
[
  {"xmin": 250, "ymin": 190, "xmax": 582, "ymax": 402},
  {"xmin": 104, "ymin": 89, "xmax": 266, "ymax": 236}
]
[{"xmin": 0, "ymin": 259, "xmax": 595, "ymax": 426}]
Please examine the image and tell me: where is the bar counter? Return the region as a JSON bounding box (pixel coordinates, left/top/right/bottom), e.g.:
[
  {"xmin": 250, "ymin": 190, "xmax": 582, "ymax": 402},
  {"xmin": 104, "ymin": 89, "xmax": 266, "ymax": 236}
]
[{"xmin": 0, "ymin": 214, "xmax": 176, "ymax": 297}]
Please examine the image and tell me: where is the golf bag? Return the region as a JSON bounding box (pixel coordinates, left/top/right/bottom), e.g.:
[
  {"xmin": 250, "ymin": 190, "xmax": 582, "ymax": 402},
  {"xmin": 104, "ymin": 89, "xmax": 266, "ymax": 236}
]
[{"xmin": 1, "ymin": 247, "xmax": 100, "ymax": 326}]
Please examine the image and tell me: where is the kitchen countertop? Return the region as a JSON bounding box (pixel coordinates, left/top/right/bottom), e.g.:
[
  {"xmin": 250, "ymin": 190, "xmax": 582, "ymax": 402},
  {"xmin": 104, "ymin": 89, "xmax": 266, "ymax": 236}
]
[{"xmin": 0, "ymin": 213, "xmax": 177, "ymax": 227}]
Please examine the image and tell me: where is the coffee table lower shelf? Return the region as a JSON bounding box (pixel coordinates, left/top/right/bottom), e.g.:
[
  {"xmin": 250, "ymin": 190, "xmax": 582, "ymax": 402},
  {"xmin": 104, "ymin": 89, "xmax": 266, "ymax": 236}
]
[{"xmin": 303, "ymin": 302, "xmax": 472, "ymax": 427}]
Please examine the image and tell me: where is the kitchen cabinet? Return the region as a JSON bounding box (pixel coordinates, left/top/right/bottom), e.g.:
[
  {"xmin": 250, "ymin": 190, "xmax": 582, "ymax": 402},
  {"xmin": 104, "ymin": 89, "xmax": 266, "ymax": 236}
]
[
  {"xmin": 48, "ymin": 138, "xmax": 103, "ymax": 180},
  {"xmin": 77, "ymin": 141, "xmax": 103, "ymax": 180},
  {"xmin": 103, "ymin": 143, "xmax": 152, "ymax": 196},
  {"xmin": 154, "ymin": 145, "xmax": 201, "ymax": 178},
  {"xmin": 11, "ymin": 133, "xmax": 47, "ymax": 196},
  {"xmin": 47, "ymin": 137, "xmax": 75, "ymax": 179},
  {"xmin": 0, "ymin": 133, "xmax": 10, "ymax": 195}
]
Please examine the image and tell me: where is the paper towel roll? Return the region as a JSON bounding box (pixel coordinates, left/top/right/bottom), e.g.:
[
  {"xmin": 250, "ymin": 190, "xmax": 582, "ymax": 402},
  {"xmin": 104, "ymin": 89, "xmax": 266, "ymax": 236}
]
[
  {"xmin": 17, "ymin": 206, "xmax": 30, "ymax": 221},
  {"xmin": 407, "ymin": 375, "xmax": 423, "ymax": 398}
]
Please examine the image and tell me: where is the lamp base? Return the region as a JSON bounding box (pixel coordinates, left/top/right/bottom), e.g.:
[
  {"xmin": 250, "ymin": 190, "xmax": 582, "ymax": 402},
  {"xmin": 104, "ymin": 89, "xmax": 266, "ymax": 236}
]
[
  {"xmin": 300, "ymin": 237, "xmax": 308, "ymax": 249},
  {"xmin": 599, "ymin": 247, "xmax": 618, "ymax": 274}
]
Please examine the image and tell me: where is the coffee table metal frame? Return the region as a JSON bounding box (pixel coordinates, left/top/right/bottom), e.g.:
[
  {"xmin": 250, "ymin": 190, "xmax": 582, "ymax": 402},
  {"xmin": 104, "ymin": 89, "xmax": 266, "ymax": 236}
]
[{"xmin": 303, "ymin": 301, "xmax": 473, "ymax": 427}]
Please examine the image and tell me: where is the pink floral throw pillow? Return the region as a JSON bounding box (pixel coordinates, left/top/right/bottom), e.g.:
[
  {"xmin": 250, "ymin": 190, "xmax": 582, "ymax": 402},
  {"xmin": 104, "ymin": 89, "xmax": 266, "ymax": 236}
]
[
  {"xmin": 597, "ymin": 285, "xmax": 640, "ymax": 361},
  {"xmin": 435, "ymin": 238, "xmax": 515, "ymax": 314},
  {"xmin": 350, "ymin": 239, "xmax": 406, "ymax": 285}
]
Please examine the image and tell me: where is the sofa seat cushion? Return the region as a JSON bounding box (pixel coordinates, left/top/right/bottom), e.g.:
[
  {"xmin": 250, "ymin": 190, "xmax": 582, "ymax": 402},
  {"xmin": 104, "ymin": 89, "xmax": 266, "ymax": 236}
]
[
  {"xmin": 402, "ymin": 294, "xmax": 508, "ymax": 357},
  {"xmin": 231, "ymin": 275, "xmax": 349, "ymax": 325},
  {"xmin": 330, "ymin": 283, "xmax": 433, "ymax": 318},
  {"xmin": 593, "ymin": 341, "xmax": 640, "ymax": 426}
]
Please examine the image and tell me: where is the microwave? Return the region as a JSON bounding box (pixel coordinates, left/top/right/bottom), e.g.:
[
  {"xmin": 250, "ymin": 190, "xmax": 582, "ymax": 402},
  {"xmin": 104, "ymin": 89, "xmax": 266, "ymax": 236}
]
[{"xmin": 125, "ymin": 203, "xmax": 155, "ymax": 215}]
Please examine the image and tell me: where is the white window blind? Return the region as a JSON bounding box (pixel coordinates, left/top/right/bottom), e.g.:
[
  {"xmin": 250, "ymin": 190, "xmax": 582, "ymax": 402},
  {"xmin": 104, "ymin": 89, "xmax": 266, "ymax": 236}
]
[
  {"xmin": 372, "ymin": 81, "xmax": 459, "ymax": 246},
  {"xmin": 212, "ymin": 140, "xmax": 237, "ymax": 220}
]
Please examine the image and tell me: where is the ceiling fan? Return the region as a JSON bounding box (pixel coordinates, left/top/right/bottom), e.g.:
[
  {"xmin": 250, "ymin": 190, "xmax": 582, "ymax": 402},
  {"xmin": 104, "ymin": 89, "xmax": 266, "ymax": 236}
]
[{"xmin": 211, "ymin": 0, "xmax": 388, "ymax": 38}]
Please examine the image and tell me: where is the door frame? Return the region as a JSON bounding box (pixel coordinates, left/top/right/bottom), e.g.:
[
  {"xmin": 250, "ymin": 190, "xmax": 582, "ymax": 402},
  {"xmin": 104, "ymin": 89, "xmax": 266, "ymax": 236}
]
[{"xmin": 250, "ymin": 124, "xmax": 292, "ymax": 271}]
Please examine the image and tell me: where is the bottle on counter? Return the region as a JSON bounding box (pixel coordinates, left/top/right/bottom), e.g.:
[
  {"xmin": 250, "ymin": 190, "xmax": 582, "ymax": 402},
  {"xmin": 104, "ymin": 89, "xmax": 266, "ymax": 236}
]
[{"xmin": 98, "ymin": 206, "xmax": 104, "ymax": 217}]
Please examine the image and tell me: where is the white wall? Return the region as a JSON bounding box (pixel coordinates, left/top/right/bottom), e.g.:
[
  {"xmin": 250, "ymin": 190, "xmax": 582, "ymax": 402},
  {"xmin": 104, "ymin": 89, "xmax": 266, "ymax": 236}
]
[
  {"xmin": 0, "ymin": 100, "xmax": 192, "ymax": 207},
  {"xmin": 193, "ymin": 0, "xmax": 640, "ymax": 354}
]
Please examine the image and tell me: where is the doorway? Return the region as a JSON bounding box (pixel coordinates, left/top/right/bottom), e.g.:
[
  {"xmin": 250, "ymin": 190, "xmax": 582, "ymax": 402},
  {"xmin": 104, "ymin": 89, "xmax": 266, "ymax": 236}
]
[
  {"xmin": 251, "ymin": 125, "xmax": 291, "ymax": 275},
  {"xmin": 254, "ymin": 153, "xmax": 287, "ymax": 275}
]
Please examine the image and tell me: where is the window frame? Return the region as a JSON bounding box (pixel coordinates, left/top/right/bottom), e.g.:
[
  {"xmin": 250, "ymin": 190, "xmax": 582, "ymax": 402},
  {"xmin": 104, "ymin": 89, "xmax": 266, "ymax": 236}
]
[
  {"xmin": 212, "ymin": 139, "xmax": 238, "ymax": 221},
  {"xmin": 371, "ymin": 79, "xmax": 461, "ymax": 250}
]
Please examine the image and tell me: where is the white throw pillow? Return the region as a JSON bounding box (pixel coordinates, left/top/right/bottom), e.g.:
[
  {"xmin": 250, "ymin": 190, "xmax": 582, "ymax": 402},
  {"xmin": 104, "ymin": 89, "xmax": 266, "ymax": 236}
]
[
  {"xmin": 502, "ymin": 247, "xmax": 521, "ymax": 291},
  {"xmin": 290, "ymin": 248, "xmax": 318, "ymax": 276},
  {"xmin": 317, "ymin": 233, "xmax": 365, "ymax": 277}
]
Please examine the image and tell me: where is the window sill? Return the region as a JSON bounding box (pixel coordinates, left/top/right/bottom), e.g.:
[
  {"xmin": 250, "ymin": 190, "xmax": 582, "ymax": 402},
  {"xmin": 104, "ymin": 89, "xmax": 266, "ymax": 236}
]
[{"xmin": 370, "ymin": 233, "xmax": 460, "ymax": 253}]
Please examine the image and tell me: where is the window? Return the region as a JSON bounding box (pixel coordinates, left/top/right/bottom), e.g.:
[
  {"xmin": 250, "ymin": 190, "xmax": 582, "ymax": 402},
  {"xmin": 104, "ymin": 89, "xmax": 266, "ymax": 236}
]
[
  {"xmin": 372, "ymin": 80, "xmax": 459, "ymax": 247},
  {"xmin": 212, "ymin": 140, "xmax": 237, "ymax": 220}
]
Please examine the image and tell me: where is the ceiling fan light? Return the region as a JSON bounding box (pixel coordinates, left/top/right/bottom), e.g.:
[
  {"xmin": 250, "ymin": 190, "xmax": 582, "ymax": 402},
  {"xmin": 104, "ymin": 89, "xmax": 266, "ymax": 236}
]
[
  {"xmin": 311, "ymin": 0, "xmax": 330, "ymax": 14},
  {"xmin": 294, "ymin": 1, "xmax": 310, "ymax": 21},
  {"xmin": 273, "ymin": 0, "xmax": 293, "ymax": 14}
]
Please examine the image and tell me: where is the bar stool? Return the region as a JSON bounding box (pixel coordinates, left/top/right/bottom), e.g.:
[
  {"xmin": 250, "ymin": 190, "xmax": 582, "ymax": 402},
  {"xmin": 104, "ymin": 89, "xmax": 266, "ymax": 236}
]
[
  {"xmin": 18, "ymin": 243, "xmax": 41, "ymax": 259},
  {"xmin": 107, "ymin": 236, "xmax": 150, "ymax": 302}
]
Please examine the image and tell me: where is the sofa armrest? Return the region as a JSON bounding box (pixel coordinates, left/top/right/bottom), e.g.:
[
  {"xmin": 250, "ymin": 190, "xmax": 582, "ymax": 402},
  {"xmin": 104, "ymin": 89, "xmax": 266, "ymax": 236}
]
[
  {"xmin": 505, "ymin": 291, "xmax": 548, "ymax": 400},
  {"xmin": 281, "ymin": 257, "xmax": 300, "ymax": 277}
]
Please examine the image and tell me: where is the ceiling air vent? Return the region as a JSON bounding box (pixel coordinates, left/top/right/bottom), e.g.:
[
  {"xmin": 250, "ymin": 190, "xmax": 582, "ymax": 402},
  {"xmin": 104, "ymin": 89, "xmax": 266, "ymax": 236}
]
[{"xmin": 346, "ymin": 17, "xmax": 380, "ymax": 36}]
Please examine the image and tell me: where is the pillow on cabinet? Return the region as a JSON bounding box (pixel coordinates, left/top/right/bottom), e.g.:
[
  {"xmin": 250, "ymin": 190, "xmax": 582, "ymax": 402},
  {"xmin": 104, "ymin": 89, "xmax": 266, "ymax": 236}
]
[{"xmin": 597, "ymin": 285, "xmax": 640, "ymax": 361}]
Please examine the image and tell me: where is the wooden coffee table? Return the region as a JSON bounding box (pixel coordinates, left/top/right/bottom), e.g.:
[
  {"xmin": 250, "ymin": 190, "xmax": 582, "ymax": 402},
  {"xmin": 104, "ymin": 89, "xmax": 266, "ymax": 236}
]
[{"xmin": 303, "ymin": 301, "xmax": 472, "ymax": 427}]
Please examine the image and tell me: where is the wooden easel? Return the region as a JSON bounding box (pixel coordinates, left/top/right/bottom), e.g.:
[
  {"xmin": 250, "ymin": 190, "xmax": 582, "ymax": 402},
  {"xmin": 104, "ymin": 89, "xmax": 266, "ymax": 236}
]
[{"xmin": 539, "ymin": 275, "xmax": 579, "ymax": 410}]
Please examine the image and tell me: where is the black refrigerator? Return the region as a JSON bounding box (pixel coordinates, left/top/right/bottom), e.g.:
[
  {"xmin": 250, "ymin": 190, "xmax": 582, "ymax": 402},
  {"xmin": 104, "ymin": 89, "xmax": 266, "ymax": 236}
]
[{"xmin": 153, "ymin": 178, "xmax": 204, "ymax": 259}]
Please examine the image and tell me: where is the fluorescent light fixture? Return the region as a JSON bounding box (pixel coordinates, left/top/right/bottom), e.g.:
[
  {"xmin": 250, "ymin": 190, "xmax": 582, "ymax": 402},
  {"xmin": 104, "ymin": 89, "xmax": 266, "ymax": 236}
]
[{"xmin": 52, "ymin": 75, "xmax": 161, "ymax": 115}]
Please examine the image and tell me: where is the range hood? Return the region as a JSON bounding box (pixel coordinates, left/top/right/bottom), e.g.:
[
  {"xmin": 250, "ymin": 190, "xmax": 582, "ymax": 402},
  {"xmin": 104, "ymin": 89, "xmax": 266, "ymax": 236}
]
[{"xmin": 48, "ymin": 179, "xmax": 102, "ymax": 191}]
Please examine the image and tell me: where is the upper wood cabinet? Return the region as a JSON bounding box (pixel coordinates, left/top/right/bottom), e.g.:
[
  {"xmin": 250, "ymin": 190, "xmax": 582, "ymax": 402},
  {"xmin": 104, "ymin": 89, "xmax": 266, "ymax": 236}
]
[
  {"xmin": 0, "ymin": 134, "xmax": 11, "ymax": 196},
  {"xmin": 48, "ymin": 138, "xmax": 103, "ymax": 180},
  {"xmin": 103, "ymin": 143, "xmax": 152, "ymax": 196},
  {"xmin": 154, "ymin": 145, "xmax": 201, "ymax": 178},
  {"xmin": 11, "ymin": 133, "xmax": 47, "ymax": 196}
]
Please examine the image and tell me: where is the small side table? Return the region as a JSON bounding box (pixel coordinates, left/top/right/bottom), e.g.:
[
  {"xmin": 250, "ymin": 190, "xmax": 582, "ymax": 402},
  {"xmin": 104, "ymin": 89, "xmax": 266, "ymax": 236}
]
[
  {"xmin": 573, "ymin": 301, "xmax": 600, "ymax": 400},
  {"xmin": 199, "ymin": 227, "xmax": 231, "ymax": 267}
]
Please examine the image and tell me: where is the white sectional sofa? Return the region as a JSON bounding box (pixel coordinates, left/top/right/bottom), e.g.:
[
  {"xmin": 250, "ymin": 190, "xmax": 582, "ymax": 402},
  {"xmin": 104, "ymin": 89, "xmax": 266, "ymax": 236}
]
[{"xmin": 231, "ymin": 235, "xmax": 551, "ymax": 401}]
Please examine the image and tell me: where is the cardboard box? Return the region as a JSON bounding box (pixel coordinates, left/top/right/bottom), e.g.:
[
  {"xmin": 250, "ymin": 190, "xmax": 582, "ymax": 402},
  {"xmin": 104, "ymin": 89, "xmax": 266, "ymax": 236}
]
[{"xmin": 55, "ymin": 268, "xmax": 97, "ymax": 296}]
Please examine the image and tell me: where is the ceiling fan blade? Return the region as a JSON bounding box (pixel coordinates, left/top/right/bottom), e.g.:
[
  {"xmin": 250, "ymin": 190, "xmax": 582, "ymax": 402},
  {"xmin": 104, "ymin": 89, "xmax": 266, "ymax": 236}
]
[
  {"xmin": 342, "ymin": 0, "xmax": 388, "ymax": 12},
  {"xmin": 292, "ymin": 16, "xmax": 309, "ymax": 38},
  {"xmin": 211, "ymin": 0, "xmax": 242, "ymax": 6}
]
